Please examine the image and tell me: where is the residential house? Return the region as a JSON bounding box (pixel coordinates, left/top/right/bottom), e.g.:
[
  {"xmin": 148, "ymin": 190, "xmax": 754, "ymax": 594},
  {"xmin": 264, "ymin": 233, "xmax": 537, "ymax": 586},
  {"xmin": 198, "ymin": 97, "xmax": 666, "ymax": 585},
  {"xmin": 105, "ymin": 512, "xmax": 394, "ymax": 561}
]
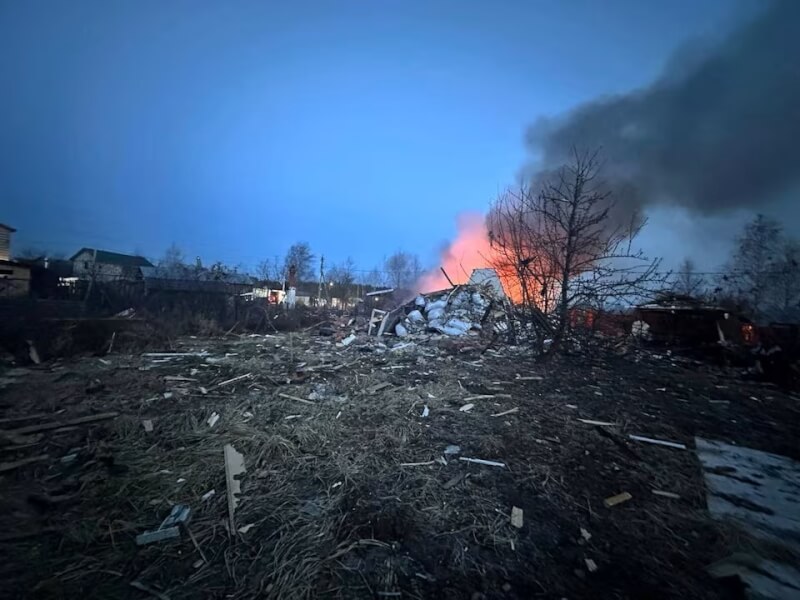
[
  {"xmin": 70, "ymin": 248, "xmax": 153, "ymax": 281},
  {"xmin": 0, "ymin": 223, "xmax": 31, "ymax": 297}
]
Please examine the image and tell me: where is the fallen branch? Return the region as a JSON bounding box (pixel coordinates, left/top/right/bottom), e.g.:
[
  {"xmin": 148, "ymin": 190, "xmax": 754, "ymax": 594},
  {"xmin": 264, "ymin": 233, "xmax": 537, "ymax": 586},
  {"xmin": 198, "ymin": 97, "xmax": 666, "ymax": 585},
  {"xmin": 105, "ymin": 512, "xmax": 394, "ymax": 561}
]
[
  {"xmin": 7, "ymin": 412, "xmax": 119, "ymax": 436},
  {"xmin": 278, "ymin": 392, "xmax": 314, "ymax": 405},
  {"xmin": 0, "ymin": 454, "xmax": 49, "ymax": 473},
  {"xmin": 491, "ymin": 407, "xmax": 519, "ymax": 417}
]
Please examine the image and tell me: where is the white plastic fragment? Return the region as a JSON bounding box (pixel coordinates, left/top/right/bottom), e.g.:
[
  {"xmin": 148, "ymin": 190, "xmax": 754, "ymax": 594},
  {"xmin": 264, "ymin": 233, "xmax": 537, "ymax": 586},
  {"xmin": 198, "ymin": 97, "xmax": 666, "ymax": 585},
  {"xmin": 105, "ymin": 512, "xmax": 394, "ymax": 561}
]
[
  {"xmin": 201, "ymin": 489, "xmax": 216, "ymax": 501},
  {"xmin": 459, "ymin": 403, "xmax": 475, "ymax": 412},
  {"xmin": 444, "ymin": 444, "xmax": 461, "ymax": 455},
  {"xmin": 421, "ymin": 405, "xmax": 430, "ymax": 418},
  {"xmin": 395, "ymin": 323, "xmax": 408, "ymax": 337},
  {"xmin": 339, "ymin": 334, "xmax": 356, "ymax": 347},
  {"xmin": 407, "ymin": 310, "xmax": 424, "ymax": 323},
  {"xmin": 207, "ymin": 412, "xmax": 220, "ymax": 428},
  {"xmin": 224, "ymin": 444, "xmax": 246, "ymax": 532}
]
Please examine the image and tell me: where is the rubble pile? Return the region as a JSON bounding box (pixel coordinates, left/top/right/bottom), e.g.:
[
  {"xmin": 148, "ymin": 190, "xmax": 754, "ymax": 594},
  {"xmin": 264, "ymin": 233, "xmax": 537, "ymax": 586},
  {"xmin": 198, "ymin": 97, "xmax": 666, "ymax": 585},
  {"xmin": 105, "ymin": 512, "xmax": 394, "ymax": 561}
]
[{"xmin": 389, "ymin": 284, "xmax": 508, "ymax": 338}]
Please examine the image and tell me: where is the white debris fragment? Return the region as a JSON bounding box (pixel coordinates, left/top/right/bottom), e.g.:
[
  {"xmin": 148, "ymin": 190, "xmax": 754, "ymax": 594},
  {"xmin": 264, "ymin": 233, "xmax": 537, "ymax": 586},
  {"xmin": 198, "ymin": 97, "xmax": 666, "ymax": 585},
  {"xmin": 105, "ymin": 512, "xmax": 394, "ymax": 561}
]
[
  {"xmin": 395, "ymin": 323, "xmax": 408, "ymax": 337},
  {"xmin": 201, "ymin": 489, "xmax": 216, "ymax": 501},
  {"xmin": 511, "ymin": 506, "xmax": 524, "ymax": 528},
  {"xmin": 224, "ymin": 444, "xmax": 246, "ymax": 532},
  {"xmin": 459, "ymin": 403, "xmax": 475, "ymax": 412},
  {"xmin": 207, "ymin": 412, "xmax": 220, "ymax": 428},
  {"xmin": 339, "ymin": 334, "xmax": 357, "ymax": 347},
  {"xmin": 407, "ymin": 310, "xmax": 425, "ymax": 323},
  {"xmin": 421, "ymin": 405, "xmax": 430, "ymax": 418},
  {"xmin": 444, "ymin": 444, "xmax": 461, "ymax": 455}
]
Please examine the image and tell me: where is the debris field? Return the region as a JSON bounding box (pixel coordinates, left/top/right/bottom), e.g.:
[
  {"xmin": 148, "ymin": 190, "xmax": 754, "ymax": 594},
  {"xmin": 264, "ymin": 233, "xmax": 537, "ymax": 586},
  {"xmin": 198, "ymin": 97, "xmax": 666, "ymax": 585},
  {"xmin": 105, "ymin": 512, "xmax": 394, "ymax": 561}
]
[{"xmin": 1, "ymin": 328, "xmax": 798, "ymax": 599}]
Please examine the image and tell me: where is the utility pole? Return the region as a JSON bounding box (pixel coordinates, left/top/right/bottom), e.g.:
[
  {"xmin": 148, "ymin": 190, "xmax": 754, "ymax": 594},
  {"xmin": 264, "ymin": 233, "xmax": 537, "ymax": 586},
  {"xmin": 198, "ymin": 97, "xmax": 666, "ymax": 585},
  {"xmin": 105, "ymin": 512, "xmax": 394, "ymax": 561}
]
[{"xmin": 317, "ymin": 255, "xmax": 325, "ymax": 305}]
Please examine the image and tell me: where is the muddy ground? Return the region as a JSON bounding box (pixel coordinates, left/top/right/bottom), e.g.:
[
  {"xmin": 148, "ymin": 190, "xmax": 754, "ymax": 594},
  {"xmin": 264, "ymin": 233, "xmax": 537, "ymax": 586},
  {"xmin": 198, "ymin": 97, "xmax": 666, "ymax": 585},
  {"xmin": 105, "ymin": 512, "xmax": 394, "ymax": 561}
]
[{"xmin": 0, "ymin": 331, "xmax": 798, "ymax": 600}]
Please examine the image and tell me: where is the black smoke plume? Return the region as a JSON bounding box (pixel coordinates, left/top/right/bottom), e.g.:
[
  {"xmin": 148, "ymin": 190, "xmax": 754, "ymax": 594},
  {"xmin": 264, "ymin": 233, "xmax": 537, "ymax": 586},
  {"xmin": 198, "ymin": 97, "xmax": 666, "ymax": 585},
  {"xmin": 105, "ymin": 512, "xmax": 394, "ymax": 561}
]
[{"xmin": 526, "ymin": 0, "xmax": 800, "ymax": 217}]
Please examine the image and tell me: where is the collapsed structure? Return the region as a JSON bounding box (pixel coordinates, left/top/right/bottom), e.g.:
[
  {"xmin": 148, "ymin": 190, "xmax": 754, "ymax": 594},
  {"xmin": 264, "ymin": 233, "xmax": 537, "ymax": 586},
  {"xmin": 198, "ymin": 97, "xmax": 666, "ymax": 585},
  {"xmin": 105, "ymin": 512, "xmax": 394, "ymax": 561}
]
[{"xmin": 368, "ymin": 268, "xmax": 511, "ymax": 339}]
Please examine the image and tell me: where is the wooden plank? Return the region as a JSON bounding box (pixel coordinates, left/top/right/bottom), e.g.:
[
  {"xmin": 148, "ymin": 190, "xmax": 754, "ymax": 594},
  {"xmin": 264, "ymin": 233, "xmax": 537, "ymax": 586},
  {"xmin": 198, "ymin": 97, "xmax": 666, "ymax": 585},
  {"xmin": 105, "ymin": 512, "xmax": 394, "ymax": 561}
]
[{"xmin": 603, "ymin": 492, "xmax": 632, "ymax": 507}]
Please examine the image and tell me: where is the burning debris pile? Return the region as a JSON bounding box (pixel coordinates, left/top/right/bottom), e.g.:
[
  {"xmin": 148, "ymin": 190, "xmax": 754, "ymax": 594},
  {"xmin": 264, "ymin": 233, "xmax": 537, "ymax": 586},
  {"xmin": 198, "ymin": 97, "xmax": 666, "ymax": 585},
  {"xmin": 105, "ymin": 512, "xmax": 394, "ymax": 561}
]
[{"xmin": 373, "ymin": 274, "xmax": 511, "ymax": 340}]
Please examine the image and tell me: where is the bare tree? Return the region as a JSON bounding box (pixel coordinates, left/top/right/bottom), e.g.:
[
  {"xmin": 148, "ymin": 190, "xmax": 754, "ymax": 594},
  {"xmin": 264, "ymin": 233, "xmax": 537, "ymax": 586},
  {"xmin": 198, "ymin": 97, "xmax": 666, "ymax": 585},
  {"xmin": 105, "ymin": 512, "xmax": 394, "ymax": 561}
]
[
  {"xmin": 672, "ymin": 258, "xmax": 705, "ymax": 297},
  {"xmin": 327, "ymin": 257, "xmax": 356, "ymax": 286},
  {"xmin": 363, "ymin": 267, "xmax": 385, "ymax": 288},
  {"xmin": 384, "ymin": 251, "xmax": 422, "ymax": 289},
  {"xmin": 719, "ymin": 215, "xmax": 800, "ymax": 321},
  {"xmin": 773, "ymin": 240, "xmax": 800, "ymax": 314},
  {"xmin": 488, "ymin": 149, "xmax": 664, "ymax": 352},
  {"xmin": 720, "ymin": 214, "xmax": 782, "ymax": 317},
  {"xmin": 160, "ymin": 243, "xmax": 186, "ymax": 268},
  {"xmin": 283, "ymin": 242, "xmax": 314, "ymax": 282},
  {"xmin": 257, "ymin": 255, "xmax": 283, "ymax": 283}
]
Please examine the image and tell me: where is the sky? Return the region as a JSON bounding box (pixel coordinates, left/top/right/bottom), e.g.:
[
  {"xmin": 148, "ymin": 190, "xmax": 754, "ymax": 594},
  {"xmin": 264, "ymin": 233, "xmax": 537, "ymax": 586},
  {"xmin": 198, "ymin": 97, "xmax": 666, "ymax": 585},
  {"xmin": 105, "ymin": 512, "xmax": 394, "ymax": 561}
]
[{"xmin": 0, "ymin": 0, "xmax": 765, "ymax": 276}]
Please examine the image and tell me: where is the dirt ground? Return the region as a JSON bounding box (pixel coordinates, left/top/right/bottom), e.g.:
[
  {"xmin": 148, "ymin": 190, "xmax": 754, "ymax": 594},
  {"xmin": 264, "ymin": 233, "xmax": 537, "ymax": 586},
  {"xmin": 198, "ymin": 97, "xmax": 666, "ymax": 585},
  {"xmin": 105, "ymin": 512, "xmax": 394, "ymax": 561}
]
[{"xmin": 1, "ymin": 330, "xmax": 798, "ymax": 600}]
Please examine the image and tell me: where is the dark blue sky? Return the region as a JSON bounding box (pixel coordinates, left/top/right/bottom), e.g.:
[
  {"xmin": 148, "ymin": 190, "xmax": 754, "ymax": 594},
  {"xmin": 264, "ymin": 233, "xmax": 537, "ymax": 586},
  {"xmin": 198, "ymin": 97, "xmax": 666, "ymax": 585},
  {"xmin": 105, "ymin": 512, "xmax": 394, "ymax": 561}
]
[{"xmin": 1, "ymin": 0, "xmax": 756, "ymax": 273}]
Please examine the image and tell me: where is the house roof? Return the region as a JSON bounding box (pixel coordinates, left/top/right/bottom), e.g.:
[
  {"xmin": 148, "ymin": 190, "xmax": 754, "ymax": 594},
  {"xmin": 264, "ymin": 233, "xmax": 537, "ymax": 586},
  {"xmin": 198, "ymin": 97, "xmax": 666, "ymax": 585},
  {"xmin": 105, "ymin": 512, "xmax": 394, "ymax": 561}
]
[
  {"xmin": 70, "ymin": 248, "xmax": 154, "ymax": 268},
  {"xmin": 0, "ymin": 223, "xmax": 17, "ymax": 232}
]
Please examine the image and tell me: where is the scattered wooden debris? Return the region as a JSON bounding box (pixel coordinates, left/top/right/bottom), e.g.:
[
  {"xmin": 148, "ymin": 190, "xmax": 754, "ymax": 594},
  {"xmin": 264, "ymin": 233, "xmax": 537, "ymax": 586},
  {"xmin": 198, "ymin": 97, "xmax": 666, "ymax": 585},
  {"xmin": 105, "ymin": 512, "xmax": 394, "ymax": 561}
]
[
  {"xmin": 516, "ymin": 375, "xmax": 543, "ymax": 381},
  {"xmin": 213, "ymin": 373, "xmax": 252, "ymax": 389},
  {"xmin": 0, "ymin": 454, "xmax": 49, "ymax": 473},
  {"xmin": 510, "ymin": 506, "xmax": 524, "ymax": 529},
  {"xmin": 5, "ymin": 412, "xmax": 119, "ymax": 436},
  {"xmin": 224, "ymin": 444, "xmax": 246, "ymax": 532},
  {"xmin": 604, "ymin": 492, "xmax": 632, "ymax": 508},
  {"xmin": 463, "ymin": 394, "xmax": 504, "ymax": 402},
  {"xmin": 278, "ymin": 392, "xmax": 314, "ymax": 405},
  {"xmin": 130, "ymin": 580, "xmax": 172, "ymax": 600},
  {"xmin": 443, "ymin": 472, "xmax": 466, "ymax": 489},
  {"xmin": 628, "ymin": 435, "xmax": 686, "ymax": 450},
  {"xmin": 400, "ymin": 460, "xmax": 436, "ymax": 467},
  {"xmin": 135, "ymin": 504, "xmax": 191, "ymax": 545},
  {"xmin": 491, "ymin": 407, "xmax": 519, "ymax": 417},
  {"xmin": 366, "ymin": 382, "xmax": 392, "ymax": 394},
  {"xmin": 652, "ymin": 490, "xmax": 681, "ymax": 499},
  {"xmin": 459, "ymin": 457, "xmax": 506, "ymax": 468}
]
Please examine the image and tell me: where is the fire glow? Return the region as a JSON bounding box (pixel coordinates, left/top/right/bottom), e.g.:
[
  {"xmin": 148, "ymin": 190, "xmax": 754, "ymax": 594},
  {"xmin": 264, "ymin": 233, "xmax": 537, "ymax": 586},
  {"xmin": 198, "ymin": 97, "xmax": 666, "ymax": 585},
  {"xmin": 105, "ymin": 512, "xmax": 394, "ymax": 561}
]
[{"xmin": 416, "ymin": 213, "xmax": 522, "ymax": 302}]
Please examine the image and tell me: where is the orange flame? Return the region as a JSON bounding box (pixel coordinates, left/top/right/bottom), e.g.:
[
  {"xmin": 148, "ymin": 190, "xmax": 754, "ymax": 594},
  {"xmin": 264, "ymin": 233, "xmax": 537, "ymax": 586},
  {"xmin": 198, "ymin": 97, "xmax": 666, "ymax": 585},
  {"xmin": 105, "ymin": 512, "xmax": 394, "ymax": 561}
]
[{"xmin": 417, "ymin": 213, "xmax": 522, "ymax": 302}]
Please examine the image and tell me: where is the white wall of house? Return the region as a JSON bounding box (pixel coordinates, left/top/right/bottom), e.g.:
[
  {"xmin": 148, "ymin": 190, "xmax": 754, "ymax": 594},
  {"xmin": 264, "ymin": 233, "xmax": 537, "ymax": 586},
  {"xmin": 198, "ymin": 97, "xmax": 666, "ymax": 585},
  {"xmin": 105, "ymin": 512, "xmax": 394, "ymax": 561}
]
[
  {"xmin": 0, "ymin": 226, "xmax": 12, "ymax": 262},
  {"xmin": 72, "ymin": 250, "xmax": 126, "ymax": 281}
]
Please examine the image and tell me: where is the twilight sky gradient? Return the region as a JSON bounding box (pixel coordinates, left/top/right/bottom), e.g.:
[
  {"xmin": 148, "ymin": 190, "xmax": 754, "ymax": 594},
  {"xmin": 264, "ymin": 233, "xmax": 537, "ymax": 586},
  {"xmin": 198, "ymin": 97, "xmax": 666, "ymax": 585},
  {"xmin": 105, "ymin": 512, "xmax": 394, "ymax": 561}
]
[{"xmin": 0, "ymin": 0, "xmax": 762, "ymax": 274}]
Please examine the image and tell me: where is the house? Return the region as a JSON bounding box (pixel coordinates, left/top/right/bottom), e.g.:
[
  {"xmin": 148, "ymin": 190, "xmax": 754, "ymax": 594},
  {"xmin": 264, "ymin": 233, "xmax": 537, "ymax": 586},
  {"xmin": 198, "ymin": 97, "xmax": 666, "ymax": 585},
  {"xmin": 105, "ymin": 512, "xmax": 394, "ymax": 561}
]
[
  {"xmin": 70, "ymin": 248, "xmax": 153, "ymax": 281},
  {"xmin": 139, "ymin": 265, "xmax": 253, "ymax": 295},
  {"xmin": 0, "ymin": 223, "xmax": 31, "ymax": 297},
  {"xmin": 635, "ymin": 293, "xmax": 754, "ymax": 346}
]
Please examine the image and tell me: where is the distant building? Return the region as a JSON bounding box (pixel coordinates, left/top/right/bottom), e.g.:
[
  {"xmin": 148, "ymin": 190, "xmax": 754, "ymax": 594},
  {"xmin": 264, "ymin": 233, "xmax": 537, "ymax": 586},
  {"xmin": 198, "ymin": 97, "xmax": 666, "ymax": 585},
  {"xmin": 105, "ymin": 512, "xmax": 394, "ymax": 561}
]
[
  {"xmin": 0, "ymin": 223, "xmax": 31, "ymax": 297},
  {"xmin": 70, "ymin": 248, "xmax": 153, "ymax": 281}
]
